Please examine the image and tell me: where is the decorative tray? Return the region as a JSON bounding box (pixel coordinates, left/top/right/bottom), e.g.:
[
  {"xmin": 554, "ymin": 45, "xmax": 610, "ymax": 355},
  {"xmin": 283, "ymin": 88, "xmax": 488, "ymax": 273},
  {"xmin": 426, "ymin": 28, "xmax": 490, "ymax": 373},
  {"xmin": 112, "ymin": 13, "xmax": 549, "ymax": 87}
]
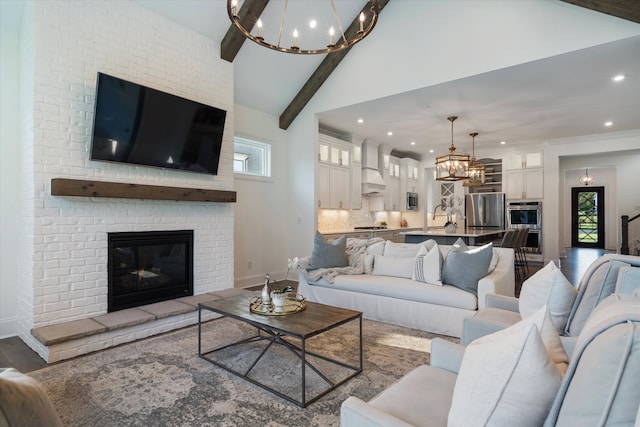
[{"xmin": 249, "ymin": 294, "xmax": 306, "ymax": 316}]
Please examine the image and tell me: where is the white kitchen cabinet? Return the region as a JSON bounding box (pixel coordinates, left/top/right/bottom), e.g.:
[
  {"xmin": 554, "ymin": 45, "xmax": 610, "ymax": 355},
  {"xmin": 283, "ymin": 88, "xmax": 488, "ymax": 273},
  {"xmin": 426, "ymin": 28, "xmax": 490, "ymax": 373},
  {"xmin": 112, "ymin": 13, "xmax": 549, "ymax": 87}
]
[
  {"xmin": 504, "ymin": 152, "xmax": 543, "ymax": 170},
  {"xmin": 504, "ymin": 168, "xmax": 543, "ymax": 200},
  {"xmin": 384, "ymin": 156, "xmax": 402, "ymax": 211},
  {"xmin": 400, "ymin": 158, "xmax": 420, "ymax": 199},
  {"xmin": 350, "ymin": 141, "xmax": 362, "ymax": 209},
  {"xmin": 318, "ymin": 134, "xmax": 353, "ymax": 209}
]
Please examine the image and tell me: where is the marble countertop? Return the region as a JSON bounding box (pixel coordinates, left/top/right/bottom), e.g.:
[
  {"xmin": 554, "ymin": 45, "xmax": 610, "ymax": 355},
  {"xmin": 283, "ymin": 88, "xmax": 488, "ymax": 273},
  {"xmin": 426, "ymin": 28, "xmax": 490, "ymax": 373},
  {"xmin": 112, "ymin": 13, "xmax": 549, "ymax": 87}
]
[{"xmin": 401, "ymin": 228, "xmax": 505, "ymax": 237}]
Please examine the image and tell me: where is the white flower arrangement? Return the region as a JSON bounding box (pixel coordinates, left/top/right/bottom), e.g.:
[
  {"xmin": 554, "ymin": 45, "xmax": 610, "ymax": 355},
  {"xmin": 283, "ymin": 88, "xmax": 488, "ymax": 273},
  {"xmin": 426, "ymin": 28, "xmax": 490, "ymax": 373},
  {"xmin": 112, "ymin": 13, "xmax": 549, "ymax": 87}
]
[
  {"xmin": 284, "ymin": 257, "xmax": 300, "ymax": 283},
  {"xmin": 444, "ymin": 195, "xmax": 465, "ymax": 226}
]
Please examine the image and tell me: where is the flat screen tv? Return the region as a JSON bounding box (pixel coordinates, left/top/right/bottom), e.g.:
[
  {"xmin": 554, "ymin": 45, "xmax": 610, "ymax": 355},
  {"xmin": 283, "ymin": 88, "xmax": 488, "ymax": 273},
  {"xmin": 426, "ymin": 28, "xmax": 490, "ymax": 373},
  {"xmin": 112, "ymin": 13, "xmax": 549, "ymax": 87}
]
[{"xmin": 90, "ymin": 72, "xmax": 226, "ymax": 175}]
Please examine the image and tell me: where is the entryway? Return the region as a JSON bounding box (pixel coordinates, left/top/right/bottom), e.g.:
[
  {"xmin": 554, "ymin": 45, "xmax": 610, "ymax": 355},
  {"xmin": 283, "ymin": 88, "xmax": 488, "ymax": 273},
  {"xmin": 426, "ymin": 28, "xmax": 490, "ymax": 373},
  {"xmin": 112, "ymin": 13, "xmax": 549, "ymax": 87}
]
[{"xmin": 571, "ymin": 186, "xmax": 605, "ymax": 248}]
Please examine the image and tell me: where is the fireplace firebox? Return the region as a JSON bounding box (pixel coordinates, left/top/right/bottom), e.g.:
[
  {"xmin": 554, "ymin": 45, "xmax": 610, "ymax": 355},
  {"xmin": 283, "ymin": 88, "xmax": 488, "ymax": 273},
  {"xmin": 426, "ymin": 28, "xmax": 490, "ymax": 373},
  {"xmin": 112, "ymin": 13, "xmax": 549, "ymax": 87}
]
[{"xmin": 108, "ymin": 230, "xmax": 194, "ymax": 312}]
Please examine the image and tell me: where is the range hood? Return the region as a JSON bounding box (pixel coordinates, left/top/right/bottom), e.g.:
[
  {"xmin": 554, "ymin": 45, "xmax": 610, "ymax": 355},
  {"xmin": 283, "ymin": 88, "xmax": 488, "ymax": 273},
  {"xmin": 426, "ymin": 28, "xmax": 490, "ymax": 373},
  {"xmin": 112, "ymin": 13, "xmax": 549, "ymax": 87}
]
[{"xmin": 361, "ymin": 141, "xmax": 386, "ymax": 194}]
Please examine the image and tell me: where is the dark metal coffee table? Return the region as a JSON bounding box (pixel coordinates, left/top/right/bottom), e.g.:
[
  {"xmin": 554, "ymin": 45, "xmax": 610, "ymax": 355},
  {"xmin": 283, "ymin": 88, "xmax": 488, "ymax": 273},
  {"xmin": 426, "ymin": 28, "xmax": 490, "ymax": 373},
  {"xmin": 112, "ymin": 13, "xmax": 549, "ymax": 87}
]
[{"xmin": 198, "ymin": 293, "xmax": 363, "ymax": 407}]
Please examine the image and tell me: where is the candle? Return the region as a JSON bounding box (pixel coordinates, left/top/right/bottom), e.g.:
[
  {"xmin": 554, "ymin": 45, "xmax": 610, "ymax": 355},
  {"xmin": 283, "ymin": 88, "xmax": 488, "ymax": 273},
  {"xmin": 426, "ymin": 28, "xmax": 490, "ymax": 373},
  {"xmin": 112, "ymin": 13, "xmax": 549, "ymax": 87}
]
[
  {"xmin": 292, "ymin": 28, "xmax": 299, "ymax": 48},
  {"xmin": 231, "ymin": 0, "xmax": 238, "ymax": 16},
  {"xmin": 257, "ymin": 18, "xmax": 263, "ymax": 38},
  {"xmin": 329, "ymin": 26, "xmax": 335, "ymax": 45},
  {"xmin": 359, "ymin": 12, "xmax": 364, "ymax": 32}
]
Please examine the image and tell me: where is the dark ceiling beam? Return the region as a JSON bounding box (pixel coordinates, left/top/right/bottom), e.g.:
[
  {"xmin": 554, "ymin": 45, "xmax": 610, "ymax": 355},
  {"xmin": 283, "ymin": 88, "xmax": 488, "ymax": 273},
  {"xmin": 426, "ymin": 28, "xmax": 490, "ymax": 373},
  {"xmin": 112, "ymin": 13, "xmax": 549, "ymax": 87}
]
[
  {"xmin": 279, "ymin": 0, "xmax": 391, "ymax": 130},
  {"xmin": 560, "ymin": 0, "xmax": 640, "ymax": 23},
  {"xmin": 220, "ymin": 0, "xmax": 269, "ymax": 63}
]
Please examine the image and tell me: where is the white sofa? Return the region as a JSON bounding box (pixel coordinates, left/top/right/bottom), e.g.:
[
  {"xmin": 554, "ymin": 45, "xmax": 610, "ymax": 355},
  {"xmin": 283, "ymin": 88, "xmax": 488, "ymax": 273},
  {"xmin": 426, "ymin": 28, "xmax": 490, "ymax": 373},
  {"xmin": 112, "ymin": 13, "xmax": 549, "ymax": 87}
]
[
  {"xmin": 340, "ymin": 293, "xmax": 640, "ymax": 427},
  {"xmin": 298, "ymin": 242, "xmax": 515, "ymax": 338}
]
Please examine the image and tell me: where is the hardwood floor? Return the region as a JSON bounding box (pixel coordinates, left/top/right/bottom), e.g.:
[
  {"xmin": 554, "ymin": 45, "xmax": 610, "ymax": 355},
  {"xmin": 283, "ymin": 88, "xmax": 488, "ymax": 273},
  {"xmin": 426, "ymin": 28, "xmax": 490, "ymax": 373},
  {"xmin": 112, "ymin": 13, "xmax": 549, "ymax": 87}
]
[{"xmin": 0, "ymin": 248, "xmax": 619, "ymax": 373}]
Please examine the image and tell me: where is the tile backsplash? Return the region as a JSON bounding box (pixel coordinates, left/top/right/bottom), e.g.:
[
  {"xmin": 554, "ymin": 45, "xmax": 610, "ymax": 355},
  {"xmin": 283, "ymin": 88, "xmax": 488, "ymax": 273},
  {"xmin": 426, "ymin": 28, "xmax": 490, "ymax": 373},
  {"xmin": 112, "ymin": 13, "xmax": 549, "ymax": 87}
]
[{"xmin": 318, "ymin": 195, "xmax": 423, "ymax": 233}]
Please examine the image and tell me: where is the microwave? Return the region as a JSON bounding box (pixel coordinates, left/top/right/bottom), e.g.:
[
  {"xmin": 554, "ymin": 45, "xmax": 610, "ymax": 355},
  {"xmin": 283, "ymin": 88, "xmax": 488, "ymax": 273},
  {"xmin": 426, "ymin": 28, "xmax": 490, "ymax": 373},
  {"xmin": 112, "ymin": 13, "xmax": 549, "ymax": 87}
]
[{"xmin": 406, "ymin": 192, "xmax": 418, "ymax": 211}]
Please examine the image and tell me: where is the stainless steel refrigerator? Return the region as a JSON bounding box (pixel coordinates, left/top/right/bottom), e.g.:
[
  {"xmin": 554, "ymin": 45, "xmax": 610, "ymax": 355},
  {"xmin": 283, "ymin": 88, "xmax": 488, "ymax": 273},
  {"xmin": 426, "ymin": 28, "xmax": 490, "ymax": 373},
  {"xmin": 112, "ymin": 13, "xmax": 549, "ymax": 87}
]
[{"xmin": 465, "ymin": 193, "xmax": 506, "ymax": 229}]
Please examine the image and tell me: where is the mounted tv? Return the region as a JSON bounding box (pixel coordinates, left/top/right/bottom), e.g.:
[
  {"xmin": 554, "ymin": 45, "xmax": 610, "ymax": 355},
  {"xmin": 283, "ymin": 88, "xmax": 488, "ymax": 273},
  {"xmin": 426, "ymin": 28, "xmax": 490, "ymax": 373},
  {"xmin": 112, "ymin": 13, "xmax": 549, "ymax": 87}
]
[{"xmin": 90, "ymin": 73, "xmax": 226, "ymax": 175}]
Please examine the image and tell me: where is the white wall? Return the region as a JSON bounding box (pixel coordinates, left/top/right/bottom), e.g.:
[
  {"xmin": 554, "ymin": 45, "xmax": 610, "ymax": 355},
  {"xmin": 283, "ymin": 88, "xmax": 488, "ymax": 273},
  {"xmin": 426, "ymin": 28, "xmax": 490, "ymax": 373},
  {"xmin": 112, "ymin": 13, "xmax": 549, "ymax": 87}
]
[
  {"xmin": 559, "ymin": 148, "xmax": 640, "ymax": 253},
  {"xmin": 6, "ymin": 1, "xmax": 235, "ymax": 357},
  {"xmin": 543, "ymin": 131, "xmax": 640, "ymax": 262},
  {"xmin": 0, "ymin": 25, "xmax": 20, "ymax": 338},
  {"xmin": 284, "ymin": 0, "xmax": 640, "ymax": 260},
  {"xmin": 233, "ymin": 104, "xmax": 289, "ymax": 287}
]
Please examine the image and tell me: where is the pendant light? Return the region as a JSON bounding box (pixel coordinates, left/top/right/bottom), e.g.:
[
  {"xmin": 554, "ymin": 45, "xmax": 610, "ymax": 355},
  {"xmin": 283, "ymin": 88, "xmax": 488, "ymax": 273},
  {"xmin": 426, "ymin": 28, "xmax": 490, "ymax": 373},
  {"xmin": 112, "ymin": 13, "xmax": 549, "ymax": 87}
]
[
  {"xmin": 435, "ymin": 116, "xmax": 470, "ymax": 181},
  {"xmin": 579, "ymin": 168, "xmax": 594, "ymax": 186},
  {"xmin": 463, "ymin": 132, "xmax": 486, "ymax": 187}
]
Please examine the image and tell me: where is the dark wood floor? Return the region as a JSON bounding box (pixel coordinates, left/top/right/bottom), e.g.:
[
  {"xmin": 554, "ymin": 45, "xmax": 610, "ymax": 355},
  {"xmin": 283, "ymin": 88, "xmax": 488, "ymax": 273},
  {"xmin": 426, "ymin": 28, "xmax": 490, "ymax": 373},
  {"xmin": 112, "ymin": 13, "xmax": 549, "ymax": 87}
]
[{"xmin": 0, "ymin": 248, "xmax": 615, "ymax": 373}]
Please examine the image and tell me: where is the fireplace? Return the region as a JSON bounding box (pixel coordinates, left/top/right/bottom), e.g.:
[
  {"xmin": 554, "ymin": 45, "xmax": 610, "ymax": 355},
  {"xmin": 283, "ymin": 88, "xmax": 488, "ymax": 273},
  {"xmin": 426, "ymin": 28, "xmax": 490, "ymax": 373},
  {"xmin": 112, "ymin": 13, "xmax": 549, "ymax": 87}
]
[{"xmin": 108, "ymin": 230, "xmax": 194, "ymax": 312}]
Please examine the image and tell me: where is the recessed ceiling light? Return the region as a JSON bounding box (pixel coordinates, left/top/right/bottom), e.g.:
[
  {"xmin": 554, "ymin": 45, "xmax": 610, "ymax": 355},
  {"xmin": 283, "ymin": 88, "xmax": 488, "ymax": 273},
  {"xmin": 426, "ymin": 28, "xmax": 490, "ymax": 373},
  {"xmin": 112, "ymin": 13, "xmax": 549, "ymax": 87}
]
[
  {"xmin": 429, "ymin": 149, "xmax": 434, "ymax": 153},
  {"xmin": 612, "ymin": 74, "xmax": 625, "ymax": 82},
  {"xmin": 604, "ymin": 121, "xmax": 613, "ymax": 127},
  {"xmin": 410, "ymin": 141, "xmax": 416, "ymax": 145},
  {"xmin": 387, "ymin": 131, "xmax": 393, "ymax": 136},
  {"xmin": 500, "ymin": 141, "xmax": 506, "ymax": 145},
  {"xmin": 309, "ymin": 20, "xmax": 317, "ymax": 29},
  {"xmin": 357, "ymin": 118, "xmax": 364, "ymax": 124}
]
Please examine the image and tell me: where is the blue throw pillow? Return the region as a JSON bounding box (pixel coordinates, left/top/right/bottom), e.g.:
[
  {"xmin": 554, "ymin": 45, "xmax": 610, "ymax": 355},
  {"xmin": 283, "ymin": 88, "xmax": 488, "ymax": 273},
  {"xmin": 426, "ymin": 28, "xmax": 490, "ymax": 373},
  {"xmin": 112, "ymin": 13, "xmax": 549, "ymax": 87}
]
[
  {"xmin": 442, "ymin": 243, "xmax": 493, "ymax": 295},
  {"xmin": 307, "ymin": 232, "xmax": 348, "ymax": 270}
]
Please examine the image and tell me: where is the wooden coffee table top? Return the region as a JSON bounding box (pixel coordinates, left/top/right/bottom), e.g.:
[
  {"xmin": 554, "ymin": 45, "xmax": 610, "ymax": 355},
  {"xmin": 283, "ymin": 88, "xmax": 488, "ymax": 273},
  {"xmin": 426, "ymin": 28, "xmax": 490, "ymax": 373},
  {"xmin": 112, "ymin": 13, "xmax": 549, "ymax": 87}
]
[{"xmin": 199, "ymin": 292, "xmax": 361, "ymax": 339}]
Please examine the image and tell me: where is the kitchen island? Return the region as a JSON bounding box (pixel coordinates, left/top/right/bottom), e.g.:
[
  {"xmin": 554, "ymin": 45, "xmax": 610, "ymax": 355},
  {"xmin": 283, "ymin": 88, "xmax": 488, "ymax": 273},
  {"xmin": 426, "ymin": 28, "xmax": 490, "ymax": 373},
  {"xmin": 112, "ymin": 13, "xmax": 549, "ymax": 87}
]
[{"xmin": 402, "ymin": 228, "xmax": 504, "ymax": 246}]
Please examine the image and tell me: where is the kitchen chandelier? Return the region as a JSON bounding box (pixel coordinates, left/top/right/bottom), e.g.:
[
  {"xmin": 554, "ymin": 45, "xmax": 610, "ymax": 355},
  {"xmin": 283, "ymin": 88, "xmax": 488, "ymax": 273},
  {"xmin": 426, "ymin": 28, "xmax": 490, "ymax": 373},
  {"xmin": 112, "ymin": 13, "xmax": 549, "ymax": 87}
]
[
  {"xmin": 579, "ymin": 168, "xmax": 594, "ymax": 186},
  {"xmin": 227, "ymin": 0, "xmax": 380, "ymax": 54},
  {"xmin": 435, "ymin": 116, "xmax": 470, "ymax": 181},
  {"xmin": 463, "ymin": 132, "xmax": 486, "ymax": 187}
]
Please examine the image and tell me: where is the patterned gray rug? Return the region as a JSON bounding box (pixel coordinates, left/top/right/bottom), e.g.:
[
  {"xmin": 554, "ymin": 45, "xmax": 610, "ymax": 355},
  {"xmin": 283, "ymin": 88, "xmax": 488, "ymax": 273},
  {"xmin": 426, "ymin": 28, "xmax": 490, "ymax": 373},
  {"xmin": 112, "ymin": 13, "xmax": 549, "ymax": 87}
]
[{"xmin": 30, "ymin": 317, "xmax": 455, "ymax": 426}]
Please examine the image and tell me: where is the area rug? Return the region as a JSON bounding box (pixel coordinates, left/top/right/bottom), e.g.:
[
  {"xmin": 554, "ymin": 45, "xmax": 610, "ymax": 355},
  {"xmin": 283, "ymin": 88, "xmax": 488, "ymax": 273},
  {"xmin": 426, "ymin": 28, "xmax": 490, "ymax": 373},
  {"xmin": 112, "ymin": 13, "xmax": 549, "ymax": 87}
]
[{"xmin": 30, "ymin": 317, "xmax": 456, "ymax": 426}]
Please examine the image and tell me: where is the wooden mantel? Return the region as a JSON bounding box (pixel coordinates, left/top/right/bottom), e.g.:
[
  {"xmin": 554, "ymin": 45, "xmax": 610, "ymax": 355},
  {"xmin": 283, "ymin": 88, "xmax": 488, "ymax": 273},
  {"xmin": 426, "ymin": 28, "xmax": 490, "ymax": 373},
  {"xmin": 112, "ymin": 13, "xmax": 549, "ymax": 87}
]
[{"xmin": 51, "ymin": 178, "xmax": 236, "ymax": 203}]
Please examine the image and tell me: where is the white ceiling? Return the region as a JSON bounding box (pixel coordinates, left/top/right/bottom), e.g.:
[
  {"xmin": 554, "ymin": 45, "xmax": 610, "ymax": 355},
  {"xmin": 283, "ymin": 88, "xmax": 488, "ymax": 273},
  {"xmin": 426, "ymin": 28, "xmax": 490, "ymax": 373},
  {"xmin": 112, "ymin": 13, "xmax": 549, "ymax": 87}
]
[
  {"xmin": 137, "ymin": 0, "xmax": 640, "ymax": 159},
  {"xmin": 3, "ymin": 0, "xmax": 639, "ymax": 160}
]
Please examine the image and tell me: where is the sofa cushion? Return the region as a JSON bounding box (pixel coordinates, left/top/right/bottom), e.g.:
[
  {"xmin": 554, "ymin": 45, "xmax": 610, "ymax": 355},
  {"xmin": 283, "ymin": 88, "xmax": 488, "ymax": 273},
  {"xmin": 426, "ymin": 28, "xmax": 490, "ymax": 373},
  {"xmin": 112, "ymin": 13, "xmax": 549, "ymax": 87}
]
[
  {"xmin": 442, "ymin": 243, "xmax": 493, "ymax": 295},
  {"xmin": 372, "ymin": 255, "xmax": 414, "ymax": 279},
  {"xmin": 449, "ymin": 317, "xmax": 563, "ymax": 427},
  {"xmin": 366, "ymin": 364, "xmax": 456, "ymax": 427},
  {"xmin": 566, "ymin": 260, "xmax": 630, "ymax": 336},
  {"xmin": 412, "ymin": 244, "xmax": 443, "ymax": 286},
  {"xmin": 614, "ymin": 266, "xmax": 640, "ymax": 297},
  {"xmin": 328, "ymin": 274, "xmax": 478, "ymax": 310},
  {"xmin": 546, "ymin": 294, "xmax": 640, "ymax": 427},
  {"xmin": 307, "ymin": 231, "xmax": 348, "ymax": 270},
  {"xmin": 519, "ymin": 261, "xmax": 576, "ymax": 333}
]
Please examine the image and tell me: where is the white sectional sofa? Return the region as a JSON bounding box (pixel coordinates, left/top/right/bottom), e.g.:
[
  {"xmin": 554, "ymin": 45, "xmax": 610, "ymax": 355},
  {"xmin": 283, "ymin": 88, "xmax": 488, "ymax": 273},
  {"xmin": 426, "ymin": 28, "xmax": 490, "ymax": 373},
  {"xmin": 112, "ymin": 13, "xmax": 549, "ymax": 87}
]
[{"xmin": 298, "ymin": 239, "xmax": 515, "ymax": 338}]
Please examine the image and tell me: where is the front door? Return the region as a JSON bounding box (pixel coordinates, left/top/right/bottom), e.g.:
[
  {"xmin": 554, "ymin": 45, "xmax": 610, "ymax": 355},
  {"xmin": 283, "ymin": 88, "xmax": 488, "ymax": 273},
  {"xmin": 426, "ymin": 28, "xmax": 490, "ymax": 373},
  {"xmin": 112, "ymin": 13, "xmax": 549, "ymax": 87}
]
[{"xmin": 571, "ymin": 186, "xmax": 605, "ymax": 248}]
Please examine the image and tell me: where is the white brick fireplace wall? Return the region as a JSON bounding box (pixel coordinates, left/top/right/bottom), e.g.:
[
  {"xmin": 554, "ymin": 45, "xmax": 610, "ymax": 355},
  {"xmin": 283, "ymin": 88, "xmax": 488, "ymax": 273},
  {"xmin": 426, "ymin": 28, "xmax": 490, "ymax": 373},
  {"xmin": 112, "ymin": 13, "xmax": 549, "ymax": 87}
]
[{"xmin": 17, "ymin": 1, "xmax": 234, "ymax": 361}]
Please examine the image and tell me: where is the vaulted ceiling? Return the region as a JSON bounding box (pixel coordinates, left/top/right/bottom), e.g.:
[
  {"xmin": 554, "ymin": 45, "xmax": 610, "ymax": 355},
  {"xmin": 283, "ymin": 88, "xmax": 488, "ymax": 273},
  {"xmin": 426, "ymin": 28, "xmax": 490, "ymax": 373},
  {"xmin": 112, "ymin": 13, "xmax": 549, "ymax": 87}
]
[{"xmin": 2, "ymin": 0, "xmax": 639, "ymax": 158}]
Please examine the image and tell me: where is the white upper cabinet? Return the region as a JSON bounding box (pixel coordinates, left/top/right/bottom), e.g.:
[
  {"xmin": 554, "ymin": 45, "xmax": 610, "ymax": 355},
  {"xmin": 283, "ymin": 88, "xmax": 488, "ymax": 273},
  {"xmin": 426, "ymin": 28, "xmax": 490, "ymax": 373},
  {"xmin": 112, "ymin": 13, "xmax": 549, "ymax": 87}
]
[
  {"xmin": 505, "ymin": 169, "xmax": 543, "ymax": 200},
  {"xmin": 504, "ymin": 151, "xmax": 543, "ymax": 170}
]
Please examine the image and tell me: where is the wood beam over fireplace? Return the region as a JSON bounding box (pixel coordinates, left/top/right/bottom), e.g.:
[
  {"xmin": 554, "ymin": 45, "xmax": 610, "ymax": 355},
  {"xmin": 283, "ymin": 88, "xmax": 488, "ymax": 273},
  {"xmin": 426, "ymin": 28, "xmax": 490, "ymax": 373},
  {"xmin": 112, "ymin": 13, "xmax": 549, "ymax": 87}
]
[{"xmin": 50, "ymin": 178, "xmax": 237, "ymax": 203}]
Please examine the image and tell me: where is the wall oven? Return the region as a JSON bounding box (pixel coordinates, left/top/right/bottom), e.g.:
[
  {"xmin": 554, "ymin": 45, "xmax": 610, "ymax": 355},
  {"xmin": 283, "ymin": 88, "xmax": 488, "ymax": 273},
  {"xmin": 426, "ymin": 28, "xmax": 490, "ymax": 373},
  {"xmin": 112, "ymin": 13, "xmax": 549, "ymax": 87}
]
[{"xmin": 507, "ymin": 201, "xmax": 542, "ymax": 259}]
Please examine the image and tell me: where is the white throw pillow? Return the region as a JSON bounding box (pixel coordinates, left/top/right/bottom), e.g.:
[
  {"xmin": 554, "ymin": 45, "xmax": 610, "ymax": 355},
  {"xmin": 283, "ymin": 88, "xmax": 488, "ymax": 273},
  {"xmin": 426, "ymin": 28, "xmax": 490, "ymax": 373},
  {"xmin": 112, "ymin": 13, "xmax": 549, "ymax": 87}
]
[
  {"xmin": 412, "ymin": 244, "xmax": 443, "ymax": 286},
  {"xmin": 372, "ymin": 255, "xmax": 414, "ymax": 279},
  {"xmin": 519, "ymin": 261, "xmax": 577, "ymax": 332},
  {"xmin": 363, "ymin": 241, "xmax": 385, "ymax": 274},
  {"xmin": 519, "ymin": 305, "xmax": 569, "ymax": 367},
  {"xmin": 383, "ymin": 240, "xmax": 423, "ymax": 258},
  {"xmin": 449, "ymin": 318, "xmax": 564, "ymax": 427}
]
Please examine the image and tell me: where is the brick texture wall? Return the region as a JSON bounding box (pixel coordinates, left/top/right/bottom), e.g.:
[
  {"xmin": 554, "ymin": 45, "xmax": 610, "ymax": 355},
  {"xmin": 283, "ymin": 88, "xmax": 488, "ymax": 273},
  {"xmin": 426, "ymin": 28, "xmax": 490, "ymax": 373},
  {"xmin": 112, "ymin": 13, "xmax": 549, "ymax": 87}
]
[{"xmin": 18, "ymin": 1, "xmax": 234, "ymax": 359}]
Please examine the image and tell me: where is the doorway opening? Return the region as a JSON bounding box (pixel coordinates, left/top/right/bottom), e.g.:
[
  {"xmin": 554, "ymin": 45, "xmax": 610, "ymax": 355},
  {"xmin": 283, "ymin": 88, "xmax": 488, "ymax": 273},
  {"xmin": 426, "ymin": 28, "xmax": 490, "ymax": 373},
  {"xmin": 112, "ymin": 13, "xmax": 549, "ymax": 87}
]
[{"xmin": 571, "ymin": 186, "xmax": 604, "ymax": 248}]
